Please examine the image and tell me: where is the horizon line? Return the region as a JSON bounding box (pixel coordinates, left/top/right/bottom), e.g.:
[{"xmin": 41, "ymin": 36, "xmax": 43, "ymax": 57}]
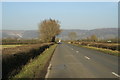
[{"xmin": 1, "ymin": 27, "xmax": 118, "ymax": 31}]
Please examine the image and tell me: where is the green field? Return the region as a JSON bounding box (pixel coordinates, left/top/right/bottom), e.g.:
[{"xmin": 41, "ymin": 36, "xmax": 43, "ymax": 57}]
[{"xmin": 0, "ymin": 45, "xmax": 23, "ymax": 48}]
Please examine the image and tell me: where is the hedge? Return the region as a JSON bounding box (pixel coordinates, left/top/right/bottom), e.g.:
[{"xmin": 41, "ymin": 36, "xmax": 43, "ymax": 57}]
[
  {"xmin": 2, "ymin": 43, "xmax": 53, "ymax": 79},
  {"xmin": 73, "ymin": 42, "xmax": 120, "ymax": 51}
]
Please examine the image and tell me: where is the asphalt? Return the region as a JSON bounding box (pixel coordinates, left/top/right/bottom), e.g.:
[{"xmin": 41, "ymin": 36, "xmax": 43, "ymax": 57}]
[{"xmin": 46, "ymin": 43, "xmax": 119, "ymax": 78}]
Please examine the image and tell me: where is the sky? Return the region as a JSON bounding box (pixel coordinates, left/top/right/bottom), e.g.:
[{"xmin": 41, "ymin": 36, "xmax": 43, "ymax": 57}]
[{"xmin": 1, "ymin": 2, "xmax": 118, "ymax": 30}]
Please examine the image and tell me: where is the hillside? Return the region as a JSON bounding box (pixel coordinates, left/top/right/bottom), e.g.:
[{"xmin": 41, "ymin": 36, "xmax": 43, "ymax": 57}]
[{"xmin": 1, "ymin": 28, "xmax": 119, "ymax": 40}]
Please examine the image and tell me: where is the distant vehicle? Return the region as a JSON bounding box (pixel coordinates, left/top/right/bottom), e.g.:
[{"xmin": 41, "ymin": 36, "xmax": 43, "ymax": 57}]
[
  {"xmin": 107, "ymin": 40, "xmax": 112, "ymax": 43},
  {"xmin": 57, "ymin": 39, "xmax": 62, "ymax": 44}
]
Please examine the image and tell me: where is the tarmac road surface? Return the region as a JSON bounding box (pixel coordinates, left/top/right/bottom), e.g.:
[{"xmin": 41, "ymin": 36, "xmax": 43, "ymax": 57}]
[{"xmin": 46, "ymin": 43, "xmax": 119, "ymax": 78}]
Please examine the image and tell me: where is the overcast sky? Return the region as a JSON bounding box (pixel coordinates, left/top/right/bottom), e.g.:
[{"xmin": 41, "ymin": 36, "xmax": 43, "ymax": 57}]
[{"xmin": 2, "ymin": 2, "xmax": 118, "ymax": 30}]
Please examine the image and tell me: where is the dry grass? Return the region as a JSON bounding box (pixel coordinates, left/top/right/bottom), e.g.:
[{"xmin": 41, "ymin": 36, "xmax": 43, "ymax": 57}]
[
  {"xmin": 73, "ymin": 44, "xmax": 120, "ymax": 56},
  {"xmin": 73, "ymin": 41, "xmax": 119, "ymax": 51},
  {"xmin": 83, "ymin": 46, "xmax": 120, "ymax": 56}
]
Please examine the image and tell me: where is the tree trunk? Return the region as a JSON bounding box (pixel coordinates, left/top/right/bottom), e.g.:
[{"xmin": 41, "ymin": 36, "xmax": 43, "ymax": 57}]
[{"xmin": 51, "ymin": 36, "xmax": 55, "ymax": 42}]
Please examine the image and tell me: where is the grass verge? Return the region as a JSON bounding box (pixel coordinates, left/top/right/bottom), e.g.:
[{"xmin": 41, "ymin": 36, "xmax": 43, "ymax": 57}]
[
  {"xmin": 72, "ymin": 44, "xmax": 120, "ymax": 57},
  {"xmin": 12, "ymin": 44, "xmax": 57, "ymax": 79}
]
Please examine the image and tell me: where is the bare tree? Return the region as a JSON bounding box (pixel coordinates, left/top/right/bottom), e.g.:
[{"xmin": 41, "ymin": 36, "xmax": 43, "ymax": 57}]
[
  {"xmin": 68, "ymin": 32, "xmax": 77, "ymax": 41},
  {"xmin": 39, "ymin": 19, "xmax": 61, "ymax": 42}
]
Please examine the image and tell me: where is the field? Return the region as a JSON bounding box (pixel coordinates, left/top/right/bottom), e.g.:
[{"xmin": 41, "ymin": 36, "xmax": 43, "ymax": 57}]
[{"xmin": 0, "ymin": 45, "xmax": 23, "ymax": 49}]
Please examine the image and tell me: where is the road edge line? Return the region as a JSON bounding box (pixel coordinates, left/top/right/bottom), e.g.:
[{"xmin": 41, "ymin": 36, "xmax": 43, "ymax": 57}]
[
  {"xmin": 112, "ymin": 72, "xmax": 120, "ymax": 78},
  {"xmin": 84, "ymin": 56, "xmax": 90, "ymax": 60},
  {"xmin": 45, "ymin": 63, "xmax": 52, "ymax": 78}
]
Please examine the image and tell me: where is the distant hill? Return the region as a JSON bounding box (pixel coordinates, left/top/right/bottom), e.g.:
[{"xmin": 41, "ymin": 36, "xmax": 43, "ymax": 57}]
[
  {"xmin": 1, "ymin": 28, "xmax": 119, "ymax": 40},
  {"xmin": 58, "ymin": 28, "xmax": 119, "ymax": 40},
  {"xmin": 1, "ymin": 30, "xmax": 39, "ymax": 39}
]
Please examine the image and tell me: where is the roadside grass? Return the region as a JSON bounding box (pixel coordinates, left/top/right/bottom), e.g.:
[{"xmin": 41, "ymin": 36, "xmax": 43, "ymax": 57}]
[
  {"xmin": 72, "ymin": 44, "xmax": 120, "ymax": 56},
  {"xmin": 12, "ymin": 44, "xmax": 57, "ymax": 79}
]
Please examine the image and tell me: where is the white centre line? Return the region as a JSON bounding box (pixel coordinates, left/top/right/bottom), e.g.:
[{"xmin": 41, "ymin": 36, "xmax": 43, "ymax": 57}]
[
  {"xmin": 112, "ymin": 72, "xmax": 120, "ymax": 78},
  {"xmin": 84, "ymin": 56, "xmax": 90, "ymax": 60},
  {"xmin": 45, "ymin": 64, "xmax": 52, "ymax": 78}
]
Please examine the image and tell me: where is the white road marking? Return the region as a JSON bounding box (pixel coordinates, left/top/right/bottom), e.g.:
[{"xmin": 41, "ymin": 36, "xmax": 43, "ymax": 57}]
[
  {"xmin": 45, "ymin": 64, "xmax": 52, "ymax": 78},
  {"xmin": 76, "ymin": 51, "xmax": 79, "ymax": 53},
  {"xmin": 112, "ymin": 72, "xmax": 120, "ymax": 78},
  {"xmin": 84, "ymin": 56, "xmax": 90, "ymax": 60}
]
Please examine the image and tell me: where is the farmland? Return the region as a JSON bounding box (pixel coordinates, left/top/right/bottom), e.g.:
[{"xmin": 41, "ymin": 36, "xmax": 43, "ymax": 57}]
[
  {"xmin": 0, "ymin": 45, "xmax": 22, "ymax": 49},
  {"xmin": 1, "ymin": 2, "xmax": 119, "ymax": 78}
]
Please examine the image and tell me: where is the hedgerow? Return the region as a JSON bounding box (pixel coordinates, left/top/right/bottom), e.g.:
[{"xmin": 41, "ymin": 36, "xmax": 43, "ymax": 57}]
[{"xmin": 2, "ymin": 43, "xmax": 53, "ymax": 79}]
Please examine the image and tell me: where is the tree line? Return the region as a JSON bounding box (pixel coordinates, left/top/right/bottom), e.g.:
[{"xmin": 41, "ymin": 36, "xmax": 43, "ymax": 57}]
[{"xmin": 67, "ymin": 32, "xmax": 118, "ymax": 43}]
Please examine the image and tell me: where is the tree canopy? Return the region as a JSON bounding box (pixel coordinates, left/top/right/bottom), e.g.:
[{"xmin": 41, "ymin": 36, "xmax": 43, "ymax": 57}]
[{"xmin": 39, "ymin": 19, "xmax": 61, "ymax": 42}]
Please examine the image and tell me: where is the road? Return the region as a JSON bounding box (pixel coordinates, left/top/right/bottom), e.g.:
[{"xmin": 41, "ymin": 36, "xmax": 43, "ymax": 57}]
[{"xmin": 46, "ymin": 43, "xmax": 119, "ymax": 78}]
